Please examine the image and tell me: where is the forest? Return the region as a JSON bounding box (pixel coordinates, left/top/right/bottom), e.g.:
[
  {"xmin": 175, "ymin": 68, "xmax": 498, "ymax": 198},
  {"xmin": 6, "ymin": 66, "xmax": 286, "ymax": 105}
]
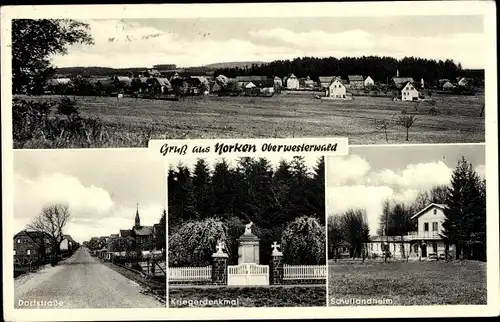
[
  {"xmin": 168, "ymin": 156, "xmax": 326, "ymax": 267},
  {"xmin": 214, "ymin": 56, "xmax": 479, "ymax": 85}
]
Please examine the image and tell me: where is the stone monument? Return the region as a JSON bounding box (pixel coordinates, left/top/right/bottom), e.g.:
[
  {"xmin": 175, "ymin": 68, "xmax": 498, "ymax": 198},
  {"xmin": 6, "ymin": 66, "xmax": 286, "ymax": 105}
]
[
  {"xmin": 237, "ymin": 221, "xmax": 260, "ymax": 264},
  {"xmin": 212, "ymin": 241, "xmax": 229, "ymax": 285}
]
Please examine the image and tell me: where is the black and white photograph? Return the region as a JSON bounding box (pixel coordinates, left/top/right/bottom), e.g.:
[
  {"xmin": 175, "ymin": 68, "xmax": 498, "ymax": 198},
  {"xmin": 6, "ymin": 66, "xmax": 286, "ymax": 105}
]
[
  {"xmin": 12, "ymin": 149, "xmax": 166, "ymax": 308},
  {"xmin": 167, "ymin": 156, "xmax": 326, "ymax": 307},
  {"xmin": 326, "ymin": 144, "xmax": 487, "ymax": 306},
  {"xmin": 11, "ymin": 14, "xmax": 486, "ymax": 148}
]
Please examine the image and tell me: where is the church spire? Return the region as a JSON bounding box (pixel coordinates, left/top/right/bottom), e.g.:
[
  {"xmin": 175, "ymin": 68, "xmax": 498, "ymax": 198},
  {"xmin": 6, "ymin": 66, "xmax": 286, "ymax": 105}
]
[{"xmin": 134, "ymin": 203, "xmax": 140, "ymax": 228}]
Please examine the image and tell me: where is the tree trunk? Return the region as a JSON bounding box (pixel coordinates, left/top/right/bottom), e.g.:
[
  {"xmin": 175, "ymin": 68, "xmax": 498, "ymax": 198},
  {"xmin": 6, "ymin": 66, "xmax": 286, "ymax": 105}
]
[{"xmin": 406, "ymin": 127, "xmax": 409, "ymax": 141}]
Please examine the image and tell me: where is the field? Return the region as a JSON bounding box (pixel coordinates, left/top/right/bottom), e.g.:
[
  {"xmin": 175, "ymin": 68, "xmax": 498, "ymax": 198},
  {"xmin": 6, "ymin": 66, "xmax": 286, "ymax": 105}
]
[
  {"xmin": 169, "ymin": 285, "xmax": 326, "ymax": 307},
  {"xmin": 14, "ymin": 92, "xmax": 485, "ymax": 147},
  {"xmin": 328, "ymin": 259, "xmax": 487, "ymax": 306}
]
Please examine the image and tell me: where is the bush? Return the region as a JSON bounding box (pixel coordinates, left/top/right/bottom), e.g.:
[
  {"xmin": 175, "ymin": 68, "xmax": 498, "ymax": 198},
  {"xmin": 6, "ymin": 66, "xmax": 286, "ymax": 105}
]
[
  {"xmin": 169, "ymin": 217, "xmax": 231, "ymax": 267},
  {"xmin": 281, "ymin": 216, "xmax": 326, "ymax": 265},
  {"xmin": 13, "ymin": 97, "xmax": 104, "ymax": 148}
]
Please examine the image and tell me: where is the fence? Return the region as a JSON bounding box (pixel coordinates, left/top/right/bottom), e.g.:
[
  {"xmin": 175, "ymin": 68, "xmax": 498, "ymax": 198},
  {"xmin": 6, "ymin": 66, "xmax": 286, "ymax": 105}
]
[
  {"xmin": 169, "ymin": 266, "xmax": 212, "ymax": 282},
  {"xmin": 283, "ymin": 264, "xmax": 327, "ymax": 280}
]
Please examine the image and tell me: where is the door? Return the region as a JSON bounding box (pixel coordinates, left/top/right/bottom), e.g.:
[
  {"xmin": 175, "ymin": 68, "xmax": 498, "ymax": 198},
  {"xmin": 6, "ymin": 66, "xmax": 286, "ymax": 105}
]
[{"xmin": 421, "ymin": 244, "xmax": 427, "ymax": 257}]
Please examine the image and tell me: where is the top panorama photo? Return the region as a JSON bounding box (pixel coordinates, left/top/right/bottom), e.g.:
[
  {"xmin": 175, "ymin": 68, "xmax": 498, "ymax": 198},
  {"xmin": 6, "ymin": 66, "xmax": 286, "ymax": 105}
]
[{"xmin": 11, "ymin": 16, "xmax": 486, "ymax": 148}]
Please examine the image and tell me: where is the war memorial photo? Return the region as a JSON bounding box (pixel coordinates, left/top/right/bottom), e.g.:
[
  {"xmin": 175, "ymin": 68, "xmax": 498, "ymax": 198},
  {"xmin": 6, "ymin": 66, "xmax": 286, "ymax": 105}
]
[
  {"xmin": 12, "ymin": 149, "xmax": 167, "ymax": 308},
  {"xmin": 326, "ymin": 144, "xmax": 487, "ymax": 306},
  {"xmin": 167, "ymin": 156, "xmax": 327, "ymax": 307},
  {"xmin": 11, "ymin": 15, "xmax": 485, "ymax": 148}
]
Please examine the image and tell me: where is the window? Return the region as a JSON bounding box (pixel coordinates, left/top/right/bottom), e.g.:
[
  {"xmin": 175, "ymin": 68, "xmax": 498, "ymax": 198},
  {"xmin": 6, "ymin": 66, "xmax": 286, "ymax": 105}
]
[
  {"xmin": 432, "ymin": 242, "xmax": 438, "ymax": 253},
  {"xmin": 413, "ymin": 244, "xmax": 419, "ymax": 253},
  {"xmin": 13, "ymin": 250, "xmax": 16, "ymax": 255},
  {"xmin": 370, "ymin": 244, "xmax": 373, "ymax": 250},
  {"xmin": 17, "ymin": 239, "xmax": 20, "ymax": 244},
  {"xmin": 433, "ymin": 209, "xmax": 437, "ymax": 214},
  {"xmin": 432, "ymin": 222, "xmax": 438, "ymax": 231},
  {"xmin": 424, "ymin": 222, "xmax": 429, "ymax": 232},
  {"xmin": 26, "ymin": 250, "xmax": 31, "ymax": 255}
]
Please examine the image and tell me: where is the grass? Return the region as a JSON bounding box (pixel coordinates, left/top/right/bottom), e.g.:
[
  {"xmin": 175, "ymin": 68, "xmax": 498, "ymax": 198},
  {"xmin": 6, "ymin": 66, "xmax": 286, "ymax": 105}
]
[
  {"xmin": 169, "ymin": 285, "xmax": 327, "ymax": 307},
  {"xmin": 14, "ymin": 93, "xmax": 485, "ymax": 148},
  {"xmin": 328, "ymin": 259, "xmax": 487, "ymax": 305}
]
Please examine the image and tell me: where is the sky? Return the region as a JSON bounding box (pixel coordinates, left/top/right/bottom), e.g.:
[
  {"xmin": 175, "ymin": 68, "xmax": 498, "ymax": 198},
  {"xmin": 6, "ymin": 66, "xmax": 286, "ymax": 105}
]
[
  {"xmin": 326, "ymin": 144, "xmax": 486, "ymax": 235},
  {"xmin": 50, "ymin": 15, "xmax": 485, "ymax": 69},
  {"xmin": 13, "ymin": 149, "xmax": 166, "ymax": 243}
]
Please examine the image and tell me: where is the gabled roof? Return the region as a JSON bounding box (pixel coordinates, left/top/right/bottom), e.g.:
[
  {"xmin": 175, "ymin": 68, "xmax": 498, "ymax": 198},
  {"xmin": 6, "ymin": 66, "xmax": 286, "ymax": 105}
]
[
  {"xmin": 253, "ymin": 79, "xmax": 275, "ymax": 88},
  {"xmin": 63, "ymin": 234, "xmax": 75, "ymax": 243},
  {"xmin": 236, "ymin": 76, "xmax": 268, "ymax": 82},
  {"xmin": 411, "ymin": 203, "xmax": 446, "ymax": 220},
  {"xmin": 348, "ymin": 75, "xmax": 364, "ymax": 81},
  {"xmin": 289, "ymin": 73, "xmax": 297, "ymax": 78},
  {"xmin": 15, "ymin": 230, "xmax": 51, "ymax": 244},
  {"xmin": 120, "ymin": 229, "xmax": 133, "ymax": 238},
  {"xmin": 392, "ymin": 77, "xmax": 414, "ymax": 87},
  {"xmin": 319, "ymin": 76, "xmax": 340, "ymax": 84},
  {"xmin": 47, "ymin": 78, "xmax": 72, "ymax": 86}
]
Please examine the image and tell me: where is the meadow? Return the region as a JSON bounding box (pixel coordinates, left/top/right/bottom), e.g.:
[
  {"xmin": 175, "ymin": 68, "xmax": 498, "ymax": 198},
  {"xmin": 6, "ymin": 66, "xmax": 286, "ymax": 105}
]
[
  {"xmin": 13, "ymin": 92, "xmax": 485, "ymax": 148},
  {"xmin": 328, "ymin": 259, "xmax": 487, "ymax": 306},
  {"xmin": 169, "ymin": 285, "xmax": 327, "ymax": 307}
]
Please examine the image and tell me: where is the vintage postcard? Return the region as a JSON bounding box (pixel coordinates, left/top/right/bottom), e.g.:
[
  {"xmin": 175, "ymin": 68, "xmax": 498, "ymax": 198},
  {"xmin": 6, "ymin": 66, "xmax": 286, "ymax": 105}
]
[{"xmin": 1, "ymin": 1, "xmax": 499, "ymax": 321}]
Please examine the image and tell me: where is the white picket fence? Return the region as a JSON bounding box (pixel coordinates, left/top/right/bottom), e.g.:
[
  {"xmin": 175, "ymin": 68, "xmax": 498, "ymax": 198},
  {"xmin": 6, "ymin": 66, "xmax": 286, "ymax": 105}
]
[
  {"xmin": 283, "ymin": 264, "xmax": 326, "ymax": 280},
  {"xmin": 169, "ymin": 266, "xmax": 212, "ymax": 282}
]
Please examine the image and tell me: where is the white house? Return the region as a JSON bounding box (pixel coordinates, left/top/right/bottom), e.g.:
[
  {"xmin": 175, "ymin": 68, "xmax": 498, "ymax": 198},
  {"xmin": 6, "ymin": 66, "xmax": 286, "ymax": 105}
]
[
  {"xmin": 364, "ymin": 76, "xmax": 375, "ymax": 87},
  {"xmin": 286, "ymin": 73, "xmax": 300, "ymax": 90},
  {"xmin": 457, "ymin": 77, "xmax": 468, "ymax": 87},
  {"xmin": 365, "ymin": 203, "xmax": 455, "ymax": 260},
  {"xmin": 273, "ymin": 76, "xmax": 283, "ymax": 87},
  {"xmin": 326, "ymin": 78, "xmax": 346, "ymax": 99},
  {"xmin": 400, "ymin": 81, "xmax": 420, "ymax": 101},
  {"xmin": 442, "ymin": 81, "xmax": 455, "ymax": 90},
  {"xmin": 60, "ymin": 235, "xmax": 75, "ymax": 252}
]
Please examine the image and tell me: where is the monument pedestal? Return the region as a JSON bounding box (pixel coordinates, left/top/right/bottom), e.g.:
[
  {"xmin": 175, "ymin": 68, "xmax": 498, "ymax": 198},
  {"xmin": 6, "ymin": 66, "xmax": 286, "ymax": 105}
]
[{"xmin": 238, "ymin": 233, "xmax": 260, "ymax": 264}]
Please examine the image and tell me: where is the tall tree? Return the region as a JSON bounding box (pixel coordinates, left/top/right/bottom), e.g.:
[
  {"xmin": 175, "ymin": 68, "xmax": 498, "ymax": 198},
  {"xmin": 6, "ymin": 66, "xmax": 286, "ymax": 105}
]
[
  {"xmin": 442, "ymin": 157, "xmax": 486, "ymax": 260},
  {"xmin": 192, "ymin": 159, "xmax": 214, "ymax": 219},
  {"xmin": 327, "ymin": 215, "xmax": 343, "ymax": 261},
  {"xmin": 12, "ymin": 19, "xmax": 94, "ymax": 94},
  {"xmin": 339, "ymin": 208, "xmax": 370, "ymax": 259},
  {"xmin": 27, "ymin": 204, "xmax": 71, "ymax": 262}
]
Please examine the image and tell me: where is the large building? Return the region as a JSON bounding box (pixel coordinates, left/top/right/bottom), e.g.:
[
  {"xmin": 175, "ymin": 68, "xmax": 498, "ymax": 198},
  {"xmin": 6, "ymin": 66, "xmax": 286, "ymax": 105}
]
[{"xmin": 132, "ymin": 205, "xmax": 154, "ymax": 249}]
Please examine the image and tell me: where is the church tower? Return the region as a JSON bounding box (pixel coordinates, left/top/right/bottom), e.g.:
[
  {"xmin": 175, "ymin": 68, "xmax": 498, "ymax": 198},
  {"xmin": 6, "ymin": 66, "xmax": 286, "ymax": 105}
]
[{"xmin": 134, "ymin": 203, "xmax": 141, "ymax": 228}]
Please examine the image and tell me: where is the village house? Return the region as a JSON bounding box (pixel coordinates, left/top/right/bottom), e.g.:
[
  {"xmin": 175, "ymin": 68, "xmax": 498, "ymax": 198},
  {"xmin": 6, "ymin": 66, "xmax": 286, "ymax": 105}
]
[
  {"xmin": 400, "ymin": 81, "xmax": 420, "ymax": 101},
  {"xmin": 14, "ymin": 230, "xmax": 51, "ymax": 266},
  {"xmin": 60, "ymin": 235, "xmax": 76, "ymax": 254},
  {"xmin": 318, "ymin": 76, "xmax": 340, "ymax": 89},
  {"xmin": 326, "ymin": 77, "xmax": 347, "ymax": 99},
  {"xmin": 300, "ymin": 76, "xmax": 315, "ymax": 89},
  {"xmin": 146, "ymin": 77, "xmax": 172, "ymax": 94},
  {"xmin": 365, "ymin": 203, "xmax": 454, "ymax": 260},
  {"xmin": 273, "ymin": 76, "xmax": 283, "ymax": 87},
  {"xmin": 348, "ymin": 75, "xmax": 364, "ymax": 89},
  {"xmin": 364, "ymin": 76, "xmax": 375, "ymax": 87},
  {"xmin": 253, "ymin": 79, "xmax": 276, "ymax": 96},
  {"xmin": 457, "ymin": 77, "xmax": 468, "ymax": 87},
  {"xmin": 112, "ymin": 76, "xmax": 132, "ymax": 88},
  {"xmin": 286, "ymin": 73, "xmax": 300, "ymax": 90}
]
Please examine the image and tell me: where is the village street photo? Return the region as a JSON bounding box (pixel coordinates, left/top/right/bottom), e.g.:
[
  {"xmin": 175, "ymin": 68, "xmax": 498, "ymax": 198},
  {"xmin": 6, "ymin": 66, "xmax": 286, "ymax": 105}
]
[
  {"xmin": 13, "ymin": 149, "xmax": 166, "ymax": 308},
  {"xmin": 167, "ymin": 156, "xmax": 327, "ymax": 307},
  {"xmin": 11, "ymin": 15, "xmax": 486, "ymax": 148},
  {"xmin": 326, "ymin": 144, "xmax": 486, "ymax": 306}
]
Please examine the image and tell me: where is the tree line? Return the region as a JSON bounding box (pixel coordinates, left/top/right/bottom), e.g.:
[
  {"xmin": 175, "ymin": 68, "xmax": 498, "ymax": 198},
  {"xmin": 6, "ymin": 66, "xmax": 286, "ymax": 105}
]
[
  {"xmin": 328, "ymin": 157, "xmax": 486, "ymax": 262},
  {"xmin": 214, "ymin": 56, "xmax": 472, "ymax": 85},
  {"xmin": 168, "ymin": 156, "xmax": 326, "ymax": 267}
]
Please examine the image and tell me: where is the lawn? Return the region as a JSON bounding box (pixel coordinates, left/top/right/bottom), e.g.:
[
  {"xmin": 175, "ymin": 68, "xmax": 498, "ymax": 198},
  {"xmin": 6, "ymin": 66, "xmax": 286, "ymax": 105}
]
[
  {"xmin": 328, "ymin": 259, "xmax": 487, "ymax": 306},
  {"xmin": 169, "ymin": 285, "xmax": 327, "ymax": 307},
  {"xmin": 14, "ymin": 92, "xmax": 485, "ymax": 148}
]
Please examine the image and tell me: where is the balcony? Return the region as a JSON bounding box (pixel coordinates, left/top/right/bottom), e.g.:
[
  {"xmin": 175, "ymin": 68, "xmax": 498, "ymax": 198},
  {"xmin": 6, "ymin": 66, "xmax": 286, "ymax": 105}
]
[{"xmin": 407, "ymin": 231, "xmax": 441, "ymax": 240}]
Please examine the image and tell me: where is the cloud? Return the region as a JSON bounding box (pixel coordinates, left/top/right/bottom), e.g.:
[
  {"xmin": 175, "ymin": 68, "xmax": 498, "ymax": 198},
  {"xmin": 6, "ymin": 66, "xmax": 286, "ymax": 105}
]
[
  {"xmin": 475, "ymin": 165, "xmax": 486, "ymax": 179},
  {"xmin": 14, "ymin": 172, "xmax": 164, "ymax": 243},
  {"xmin": 327, "ymin": 155, "xmax": 371, "ymax": 186},
  {"xmin": 369, "ymin": 161, "xmax": 453, "ymax": 191}
]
